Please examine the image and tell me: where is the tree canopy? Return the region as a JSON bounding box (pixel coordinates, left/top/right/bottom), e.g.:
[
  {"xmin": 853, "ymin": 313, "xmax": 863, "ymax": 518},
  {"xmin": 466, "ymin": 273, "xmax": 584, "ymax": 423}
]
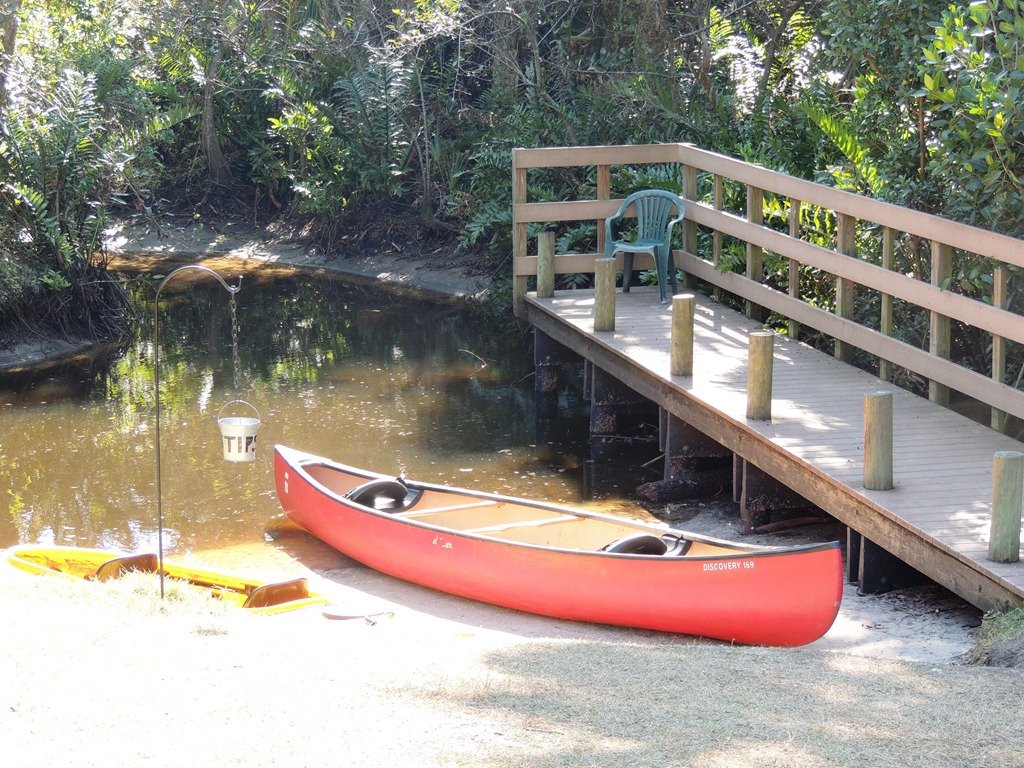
[{"xmin": 2, "ymin": 0, "xmax": 1023, "ymax": 343}]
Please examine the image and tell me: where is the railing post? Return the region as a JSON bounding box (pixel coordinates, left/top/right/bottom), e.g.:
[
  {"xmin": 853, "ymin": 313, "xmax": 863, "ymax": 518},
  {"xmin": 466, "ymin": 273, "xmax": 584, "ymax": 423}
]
[
  {"xmin": 681, "ymin": 163, "xmax": 698, "ymax": 290},
  {"xmin": 745, "ymin": 183, "xmax": 764, "ymax": 321},
  {"xmin": 594, "ymin": 257, "xmax": 616, "ymax": 332},
  {"xmin": 989, "ymin": 451, "xmax": 1023, "ymax": 563},
  {"xmin": 787, "ymin": 199, "xmax": 801, "ymax": 340},
  {"xmin": 712, "ymin": 174, "xmax": 723, "ymax": 302},
  {"xmin": 929, "ymin": 240, "xmax": 952, "ymax": 406},
  {"xmin": 835, "ymin": 212, "xmax": 856, "ymax": 364},
  {"xmin": 746, "ymin": 331, "xmax": 774, "ymax": 421},
  {"xmin": 536, "ymin": 232, "xmax": 555, "ymax": 298},
  {"xmin": 863, "ymin": 392, "xmax": 894, "ymax": 491},
  {"xmin": 512, "ymin": 150, "xmax": 529, "ymax": 316},
  {"xmin": 992, "ymin": 263, "xmax": 1008, "ymax": 432},
  {"xmin": 670, "ymin": 294, "xmax": 695, "ymax": 377},
  {"xmin": 596, "ymin": 163, "xmax": 611, "ymax": 256},
  {"xmin": 879, "ymin": 226, "xmax": 895, "ymax": 382}
]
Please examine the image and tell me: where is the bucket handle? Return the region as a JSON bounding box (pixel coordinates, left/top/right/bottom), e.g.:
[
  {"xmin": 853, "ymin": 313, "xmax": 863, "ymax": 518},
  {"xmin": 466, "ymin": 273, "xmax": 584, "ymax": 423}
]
[{"xmin": 217, "ymin": 399, "xmax": 261, "ymax": 422}]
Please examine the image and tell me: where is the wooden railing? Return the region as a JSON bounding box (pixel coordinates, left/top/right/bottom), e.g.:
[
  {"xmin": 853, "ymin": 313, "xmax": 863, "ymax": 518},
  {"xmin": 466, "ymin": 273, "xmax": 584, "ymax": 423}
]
[{"xmin": 512, "ymin": 143, "xmax": 1024, "ymax": 431}]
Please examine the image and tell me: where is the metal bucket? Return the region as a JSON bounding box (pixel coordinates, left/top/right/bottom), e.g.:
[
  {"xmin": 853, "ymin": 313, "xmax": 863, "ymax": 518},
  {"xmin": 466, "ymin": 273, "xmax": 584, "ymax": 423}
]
[{"xmin": 217, "ymin": 400, "xmax": 260, "ymax": 463}]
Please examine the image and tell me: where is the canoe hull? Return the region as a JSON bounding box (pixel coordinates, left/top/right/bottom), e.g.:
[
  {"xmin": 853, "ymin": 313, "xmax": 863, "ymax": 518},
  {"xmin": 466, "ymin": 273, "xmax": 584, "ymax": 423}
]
[
  {"xmin": 5, "ymin": 545, "xmax": 328, "ymax": 615},
  {"xmin": 275, "ymin": 445, "xmax": 843, "ymax": 645}
]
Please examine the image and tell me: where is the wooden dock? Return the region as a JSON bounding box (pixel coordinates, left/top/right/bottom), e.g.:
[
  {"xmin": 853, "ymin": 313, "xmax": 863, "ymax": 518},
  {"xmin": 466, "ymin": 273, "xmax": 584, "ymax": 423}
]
[{"xmin": 524, "ymin": 287, "xmax": 1024, "ymax": 612}]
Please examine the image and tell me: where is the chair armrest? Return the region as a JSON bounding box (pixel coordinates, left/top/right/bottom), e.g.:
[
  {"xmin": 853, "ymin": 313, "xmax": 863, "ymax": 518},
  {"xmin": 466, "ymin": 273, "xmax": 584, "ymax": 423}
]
[
  {"xmin": 664, "ymin": 219, "xmax": 680, "ymax": 246},
  {"xmin": 663, "ymin": 203, "xmax": 686, "ymax": 242},
  {"xmin": 604, "ymin": 213, "xmax": 624, "ymax": 256}
]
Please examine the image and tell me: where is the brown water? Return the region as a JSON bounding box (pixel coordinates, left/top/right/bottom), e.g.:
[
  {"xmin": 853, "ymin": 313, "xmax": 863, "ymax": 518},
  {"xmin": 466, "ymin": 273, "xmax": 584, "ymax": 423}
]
[{"xmin": 0, "ymin": 267, "xmax": 649, "ymax": 559}]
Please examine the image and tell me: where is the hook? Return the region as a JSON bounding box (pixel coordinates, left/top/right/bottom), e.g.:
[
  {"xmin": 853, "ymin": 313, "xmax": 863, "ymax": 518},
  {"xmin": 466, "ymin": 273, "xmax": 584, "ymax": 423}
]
[{"xmin": 153, "ymin": 264, "xmax": 242, "ymax": 600}]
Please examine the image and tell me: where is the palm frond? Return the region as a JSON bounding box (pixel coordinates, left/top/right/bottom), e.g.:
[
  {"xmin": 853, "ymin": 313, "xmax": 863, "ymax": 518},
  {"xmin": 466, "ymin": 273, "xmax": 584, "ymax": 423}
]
[{"xmin": 800, "ymin": 101, "xmax": 884, "ymax": 195}]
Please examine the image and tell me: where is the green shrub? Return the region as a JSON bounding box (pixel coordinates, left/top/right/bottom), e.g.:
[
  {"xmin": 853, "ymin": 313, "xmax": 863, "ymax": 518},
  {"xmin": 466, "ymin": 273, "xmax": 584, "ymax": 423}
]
[{"xmin": 966, "ymin": 607, "xmax": 1024, "ymax": 667}]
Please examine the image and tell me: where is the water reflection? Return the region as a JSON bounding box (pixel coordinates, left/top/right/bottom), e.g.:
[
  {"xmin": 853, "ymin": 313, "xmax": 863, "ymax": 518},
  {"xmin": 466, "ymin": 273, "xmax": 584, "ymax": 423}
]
[{"xmin": 0, "ymin": 267, "xmax": 647, "ymax": 558}]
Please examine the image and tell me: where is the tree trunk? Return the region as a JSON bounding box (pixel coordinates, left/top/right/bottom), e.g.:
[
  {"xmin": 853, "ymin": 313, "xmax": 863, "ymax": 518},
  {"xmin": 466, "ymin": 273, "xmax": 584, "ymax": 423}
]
[
  {"xmin": 203, "ymin": 38, "xmax": 234, "ymax": 187},
  {"xmin": 0, "ymin": 1, "xmax": 21, "ymax": 107}
]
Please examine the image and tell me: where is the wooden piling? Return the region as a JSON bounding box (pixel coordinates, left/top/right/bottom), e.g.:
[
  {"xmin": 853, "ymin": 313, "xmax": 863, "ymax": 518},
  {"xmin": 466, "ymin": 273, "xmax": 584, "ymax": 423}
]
[
  {"xmin": 537, "ymin": 231, "xmax": 555, "ymax": 298},
  {"xmin": 670, "ymin": 294, "xmax": 695, "ymax": 377},
  {"xmin": 989, "ymin": 451, "xmax": 1023, "ymax": 563},
  {"xmin": 863, "ymin": 392, "xmax": 894, "ymax": 491},
  {"xmin": 594, "ymin": 257, "xmax": 616, "ymax": 332},
  {"xmin": 746, "ymin": 331, "xmax": 773, "ymax": 421}
]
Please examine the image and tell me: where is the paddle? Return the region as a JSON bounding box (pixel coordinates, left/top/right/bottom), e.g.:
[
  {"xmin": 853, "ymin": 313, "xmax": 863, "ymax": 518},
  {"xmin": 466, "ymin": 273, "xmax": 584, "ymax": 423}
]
[{"xmin": 322, "ymin": 606, "xmax": 395, "ymax": 625}]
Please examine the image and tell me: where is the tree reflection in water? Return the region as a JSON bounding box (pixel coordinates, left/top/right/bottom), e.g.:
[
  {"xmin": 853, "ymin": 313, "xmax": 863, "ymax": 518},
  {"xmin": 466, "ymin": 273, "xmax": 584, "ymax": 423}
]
[{"xmin": 0, "ymin": 270, "xmax": 646, "ymax": 556}]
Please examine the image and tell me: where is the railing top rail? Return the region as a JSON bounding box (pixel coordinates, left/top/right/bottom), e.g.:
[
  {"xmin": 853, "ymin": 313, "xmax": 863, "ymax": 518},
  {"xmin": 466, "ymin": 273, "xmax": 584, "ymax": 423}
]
[
  {"xmin": 513, "ymin": 144, "xmax": 681, "ymax": 169},
  {"xmin": 513, "ymin": 143, "xmax": 1024, "ymax": 268},
  {"xmin": 676, "ymin": 144, "xmax": 1024, "ymax": 266}
]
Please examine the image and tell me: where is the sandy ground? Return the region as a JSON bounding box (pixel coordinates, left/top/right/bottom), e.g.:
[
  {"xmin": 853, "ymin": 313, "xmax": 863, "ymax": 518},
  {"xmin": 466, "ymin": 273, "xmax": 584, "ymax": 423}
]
[
  {"xmin": 256, "ymin": 510, "xmax": 983, "ymax": 667},
  {"xmin": 105, "ymin": 217, "xmax": 494, "ymax": 300},
  {"xmin": 1, "ymin": 530, "xmax": 1012, "ymax": 768}
]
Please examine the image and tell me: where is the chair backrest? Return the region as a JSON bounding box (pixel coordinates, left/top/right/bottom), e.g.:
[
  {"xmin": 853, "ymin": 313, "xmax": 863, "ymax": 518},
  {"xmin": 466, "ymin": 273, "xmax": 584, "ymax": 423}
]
[{"xmin": 615, "ymin": 189, "xmax": 685, "ymax": 243}]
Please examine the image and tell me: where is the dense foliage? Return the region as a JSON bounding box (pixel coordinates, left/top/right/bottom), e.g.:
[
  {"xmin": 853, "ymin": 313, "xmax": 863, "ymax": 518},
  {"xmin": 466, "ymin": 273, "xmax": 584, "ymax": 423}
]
[{"xmin": 1, "ymin": 0, "xmax": 1023, "ymax": 347}]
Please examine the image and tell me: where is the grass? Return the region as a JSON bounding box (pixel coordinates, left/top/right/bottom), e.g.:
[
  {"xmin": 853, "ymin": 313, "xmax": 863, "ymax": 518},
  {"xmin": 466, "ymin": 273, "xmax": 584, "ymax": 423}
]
[
  {"xmin": 2, "ymin": 568, "xmax": 239, "ymax": 624},
  {"xmin": 965, "ymin": 607, "xmax": 1024, "ymax": 668},
  {"xmin": 3, "ymin": 565, "xmax": 1024, "ymax": 767}
]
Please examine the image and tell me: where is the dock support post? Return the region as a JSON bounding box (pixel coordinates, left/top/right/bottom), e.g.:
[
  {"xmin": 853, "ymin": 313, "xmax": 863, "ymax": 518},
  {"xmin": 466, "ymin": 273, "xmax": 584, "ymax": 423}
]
[
  {"xmin": 863, "ymin": 392, "xmax": 894, "ymax": 491},
  {"xmin": 989, "ymin": 451, "xmax": 1023, "ymax": 563},
  {"xmin": 636, "ymin": 411, "xmax": 731, "ymax": 503},
  {"xmin": 746, "ymin": 331, "xmax": 774, "ymax": 421},
  {"xmin": 670, "ymin": 294, "xmax": 695, "ymax": 377},
  {"xmin": 735, "ymin": 458, "xmax": 815, "ymax": 533},
  {"xmin": 847, "ymin": 529, "xmax": 925, "ymax": 594},
  {"xmin": 659, "ymin": 411, "xmax": 730, "ymax": 466},
  {"xmin": 594, "ymin": 257, "xmax": 616, "ymax": 332},
  {"xmin": 589, "ymin": 365, "xmax": 657, "ymax": 461},
  {"xmin": 590, "ymin": 366, "xmax": 627, "ymax": 459},
  {"xmin": 534, "ymin": 331, "xmax": 577, "ymax": 420},
  {"xmin": 537, "ymin": 232, "xmax": 555, "ymax": 298},
  {"xmin": 534, "ymin": 331, "xmax": 584, "ymax": 461}
]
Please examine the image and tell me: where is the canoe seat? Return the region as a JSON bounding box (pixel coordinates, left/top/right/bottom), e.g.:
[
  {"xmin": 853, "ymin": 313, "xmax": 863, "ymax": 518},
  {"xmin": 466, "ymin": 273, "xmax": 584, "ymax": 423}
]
[
  {"xmin": 243, "ymin": 578, "xmax": 310, "ymax": 609},
  {"xmin": 93, "ymin": 553, "xmax": 160, "ymax": 581},
  {"xmin": 465, "ymin": 515, "xmax": 579, "ymax": 535},
  {"xmin": 601, "ymin": 534, "xmax": 692, "ymax": 556},
  {"xmin": 393, "ymin": 500, "xmax": 498, "ymax": 519},
  {"xmin": 345, "ymin": 478, "xmax": 420, "ymax": 511},
  {"xmin": 660, "ymin": 534, "xmax": 692, "ymax": 556}
]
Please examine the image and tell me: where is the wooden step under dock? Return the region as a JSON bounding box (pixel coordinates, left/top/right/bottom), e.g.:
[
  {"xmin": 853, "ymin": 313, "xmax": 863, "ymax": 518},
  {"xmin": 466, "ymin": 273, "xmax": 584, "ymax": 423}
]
[{"xmin": 524, "ymin": 287, "xmax": 1024, "ymax": 613}]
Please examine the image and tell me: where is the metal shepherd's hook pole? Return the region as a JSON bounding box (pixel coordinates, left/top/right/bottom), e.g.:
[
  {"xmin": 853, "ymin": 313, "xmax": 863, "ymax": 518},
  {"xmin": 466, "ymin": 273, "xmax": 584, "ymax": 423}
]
[{"xmin": 154, "ymin": 265, "xmax": 242, "ymax": 599}]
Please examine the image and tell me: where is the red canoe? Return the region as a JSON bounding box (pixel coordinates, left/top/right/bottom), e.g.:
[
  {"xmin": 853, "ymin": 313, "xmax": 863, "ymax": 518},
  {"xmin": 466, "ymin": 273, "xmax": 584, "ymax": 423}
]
[{"xmin": 274, "ymin": 445, "xmax": 843, "ymax": 646}]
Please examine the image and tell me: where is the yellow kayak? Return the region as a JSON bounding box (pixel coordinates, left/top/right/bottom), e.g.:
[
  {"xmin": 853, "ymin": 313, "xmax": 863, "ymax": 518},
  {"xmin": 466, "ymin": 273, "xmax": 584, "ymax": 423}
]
[{"xmin": 5, "ymin": 544, "xmax": 328, "ymax": 615}]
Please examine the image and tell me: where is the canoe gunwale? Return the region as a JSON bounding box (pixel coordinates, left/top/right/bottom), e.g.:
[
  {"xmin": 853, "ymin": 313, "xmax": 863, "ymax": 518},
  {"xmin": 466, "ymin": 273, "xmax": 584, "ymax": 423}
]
[
  {"xmin": 274, "ymin": 444, "xmax": 845, "ymax": 645},
  {"xmin": 277, "ymin": 444, "xmax": 840, "ymax": 562}
]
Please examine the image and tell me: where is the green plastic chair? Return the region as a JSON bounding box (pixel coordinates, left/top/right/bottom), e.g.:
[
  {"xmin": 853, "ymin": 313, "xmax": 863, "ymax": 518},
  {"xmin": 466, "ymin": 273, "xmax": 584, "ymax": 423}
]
[{"xmin": 604, "ymin": 190, "xmax": 686, "ymax": 304}]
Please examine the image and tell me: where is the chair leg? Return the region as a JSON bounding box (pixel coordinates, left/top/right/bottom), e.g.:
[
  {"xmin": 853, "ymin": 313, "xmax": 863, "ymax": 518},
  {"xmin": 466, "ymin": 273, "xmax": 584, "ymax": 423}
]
[
  {"xmin": 655, "ymin": 246, "xmax": 669, "ymax": 304},
  {"xmin": 622, "ymin": 253, "xmax": 633, "ymax": 293},
  {"xmin": 668, "ymin": 250, "xmax": 678, "ymax": 298}
]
